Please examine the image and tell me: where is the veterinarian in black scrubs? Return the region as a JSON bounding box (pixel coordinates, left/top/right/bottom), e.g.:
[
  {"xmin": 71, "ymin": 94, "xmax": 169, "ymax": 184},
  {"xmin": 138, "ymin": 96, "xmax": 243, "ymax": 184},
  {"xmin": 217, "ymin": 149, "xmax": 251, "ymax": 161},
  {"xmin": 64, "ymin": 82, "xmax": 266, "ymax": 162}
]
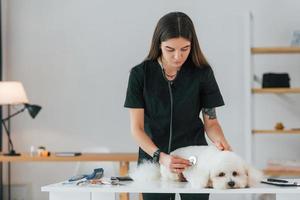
[{"xmin": 124, "ymin": 12, "xmax": 232, "ymax": 200}]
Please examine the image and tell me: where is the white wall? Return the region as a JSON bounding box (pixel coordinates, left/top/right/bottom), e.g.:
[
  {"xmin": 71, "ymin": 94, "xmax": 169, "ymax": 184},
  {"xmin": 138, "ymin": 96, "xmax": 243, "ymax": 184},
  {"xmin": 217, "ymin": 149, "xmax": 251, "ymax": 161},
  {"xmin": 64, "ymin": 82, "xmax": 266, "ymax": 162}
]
[{"xmin": 2, "ymin": 0, "xmax": 300, "ymax": 200}]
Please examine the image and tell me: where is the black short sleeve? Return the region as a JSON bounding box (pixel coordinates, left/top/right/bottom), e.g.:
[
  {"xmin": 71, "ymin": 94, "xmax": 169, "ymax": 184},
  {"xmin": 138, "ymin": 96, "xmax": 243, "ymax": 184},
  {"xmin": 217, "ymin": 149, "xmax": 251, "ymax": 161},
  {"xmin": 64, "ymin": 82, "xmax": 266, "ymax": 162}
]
[
  {"xmin": 124, "ymin": 67, "xmax": 144, "ymax": 108},
  {"xmin": 200, "ymin": 66, "xmax": 225, "ymax": 108}
]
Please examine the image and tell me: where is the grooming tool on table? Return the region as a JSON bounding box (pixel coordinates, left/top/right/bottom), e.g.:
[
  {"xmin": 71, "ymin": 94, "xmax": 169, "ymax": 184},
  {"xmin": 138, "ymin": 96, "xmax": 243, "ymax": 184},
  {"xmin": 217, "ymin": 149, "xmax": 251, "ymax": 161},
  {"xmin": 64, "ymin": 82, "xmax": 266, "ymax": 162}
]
[
  {"xmin": 111, "ymin": 176, "xmax": 133, "ymax": 181},
  {"xmin": 68, "ymin": 174, "xmax": 86, "ymax": 182},
  {"xmin": 267, "ymin": 178, "xmax": 289, "ymax": 183},
  {"xmin": 76, "ymin": 180, "xmax": 89, "ymax": 186},
  {"xmin": 68, "ymin": 168, "xmax": 104, "ymax": 182},
  {"xmin": 85, "ymin": 168, "xmax": 104, "ymax": 180},
  {"xmin": 261, "ymin": 178, "xmax": 300, "ymax": 187}
]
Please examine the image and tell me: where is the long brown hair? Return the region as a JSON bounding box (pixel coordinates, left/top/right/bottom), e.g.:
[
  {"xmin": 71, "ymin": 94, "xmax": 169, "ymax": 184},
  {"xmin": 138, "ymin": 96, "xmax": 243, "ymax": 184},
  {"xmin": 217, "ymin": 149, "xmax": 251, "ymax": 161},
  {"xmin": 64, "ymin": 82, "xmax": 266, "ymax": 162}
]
[{"xmin": 146, "ymin": 12, "xmax": 209, "ymax": 67}]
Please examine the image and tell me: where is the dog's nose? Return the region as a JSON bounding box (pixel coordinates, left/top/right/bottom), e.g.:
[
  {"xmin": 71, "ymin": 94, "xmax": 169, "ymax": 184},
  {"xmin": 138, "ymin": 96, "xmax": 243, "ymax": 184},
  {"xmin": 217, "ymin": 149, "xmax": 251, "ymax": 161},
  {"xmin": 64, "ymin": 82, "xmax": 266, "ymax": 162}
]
[{"xmin": 228, "ymin": 181, "xmax": 235, "ymax": 187}]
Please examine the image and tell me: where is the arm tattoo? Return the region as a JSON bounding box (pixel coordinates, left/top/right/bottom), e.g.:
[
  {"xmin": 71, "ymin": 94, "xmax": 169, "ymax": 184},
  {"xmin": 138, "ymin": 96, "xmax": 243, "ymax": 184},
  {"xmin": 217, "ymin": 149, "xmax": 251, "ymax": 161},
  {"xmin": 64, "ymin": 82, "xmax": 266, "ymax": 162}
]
[{"xmin": 203, "ymin": 108, "xmax": 217, "ymax": 119}]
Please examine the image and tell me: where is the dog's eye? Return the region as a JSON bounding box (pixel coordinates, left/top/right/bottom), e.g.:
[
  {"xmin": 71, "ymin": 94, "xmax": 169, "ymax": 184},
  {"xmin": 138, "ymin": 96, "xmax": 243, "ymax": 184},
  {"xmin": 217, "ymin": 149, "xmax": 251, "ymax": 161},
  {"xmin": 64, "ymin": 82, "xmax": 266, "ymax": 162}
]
[
  {"xmin": 218, "ymin": 172, "xmax": 225, "ymax": 177},
  {"xmin": 232, "ymin": 171, "xmax": 238, "ymax": 176}
]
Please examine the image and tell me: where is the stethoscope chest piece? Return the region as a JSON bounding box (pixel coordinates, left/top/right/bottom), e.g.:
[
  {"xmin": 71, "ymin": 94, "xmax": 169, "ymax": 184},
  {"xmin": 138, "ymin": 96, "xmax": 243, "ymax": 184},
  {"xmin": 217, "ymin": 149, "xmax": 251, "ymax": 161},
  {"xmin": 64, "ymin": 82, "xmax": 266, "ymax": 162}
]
[{"xmin": 188, "ymin": 156, "xmax": 197, "ymax": 166}]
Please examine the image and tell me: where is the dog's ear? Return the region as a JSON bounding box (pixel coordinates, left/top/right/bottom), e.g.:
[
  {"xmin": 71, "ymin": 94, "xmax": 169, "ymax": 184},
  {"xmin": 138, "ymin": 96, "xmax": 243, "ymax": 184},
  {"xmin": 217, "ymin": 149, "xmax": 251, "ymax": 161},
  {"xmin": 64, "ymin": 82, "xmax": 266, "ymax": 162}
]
[{"xmin": 245, "ymin": 163, "xmax": 264, "ymax": 187}]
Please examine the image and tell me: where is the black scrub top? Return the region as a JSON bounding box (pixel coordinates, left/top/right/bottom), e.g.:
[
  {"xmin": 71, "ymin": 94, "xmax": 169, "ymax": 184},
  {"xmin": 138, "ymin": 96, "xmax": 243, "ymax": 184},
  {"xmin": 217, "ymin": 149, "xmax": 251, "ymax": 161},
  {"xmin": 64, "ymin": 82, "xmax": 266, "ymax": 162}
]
[{"xmin": 124, "ymin": 59, "xmax": 224, "ymax": 162}]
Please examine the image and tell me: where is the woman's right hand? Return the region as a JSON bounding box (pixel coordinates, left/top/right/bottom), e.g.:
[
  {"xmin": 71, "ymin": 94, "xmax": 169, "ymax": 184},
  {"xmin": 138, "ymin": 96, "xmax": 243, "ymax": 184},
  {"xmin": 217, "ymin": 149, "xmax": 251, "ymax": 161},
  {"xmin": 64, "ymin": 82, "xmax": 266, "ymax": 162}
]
[{"xmin": 159, "ymin": 152, "xmax": 191, "ymax": 174}]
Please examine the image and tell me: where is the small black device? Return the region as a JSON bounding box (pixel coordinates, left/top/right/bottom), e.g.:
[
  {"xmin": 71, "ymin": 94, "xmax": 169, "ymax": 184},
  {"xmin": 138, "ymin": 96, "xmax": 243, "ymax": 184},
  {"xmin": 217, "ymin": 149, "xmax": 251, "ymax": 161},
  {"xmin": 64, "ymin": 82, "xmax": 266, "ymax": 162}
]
[
  {"xmin": 267, "ymin": 178, "xmax": 289, "ymax": 183},
  {"xmin": 111, "ymin": 176, "xmax": 133, "ymax": 181},
  {"xmin": 261, "ymin": 178, "xmax": 300, "ymax": 187},
  {"xmin": 152, "ymin": 149, "xmax": 161, "ymax": 163},
  {"xmin": 262, "ymin": 73, "xmax": 290, "ymax": 88}
]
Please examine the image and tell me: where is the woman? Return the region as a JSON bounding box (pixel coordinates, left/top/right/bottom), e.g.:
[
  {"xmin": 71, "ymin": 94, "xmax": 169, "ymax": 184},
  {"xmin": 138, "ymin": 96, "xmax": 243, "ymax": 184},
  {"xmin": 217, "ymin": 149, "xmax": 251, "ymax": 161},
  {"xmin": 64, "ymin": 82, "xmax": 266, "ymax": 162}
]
[{"xmin": 124, "ymin": 12, "xmax": 231, "ymax": 200}]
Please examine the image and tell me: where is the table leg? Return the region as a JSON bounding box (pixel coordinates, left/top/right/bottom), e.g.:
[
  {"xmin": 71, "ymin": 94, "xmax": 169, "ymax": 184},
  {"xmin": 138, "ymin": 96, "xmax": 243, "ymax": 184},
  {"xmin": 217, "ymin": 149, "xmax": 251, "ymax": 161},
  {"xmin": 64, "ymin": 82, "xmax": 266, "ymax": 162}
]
[{"xmin": 119, "ymin": 161, "xmax": 129, "ymax": 200}]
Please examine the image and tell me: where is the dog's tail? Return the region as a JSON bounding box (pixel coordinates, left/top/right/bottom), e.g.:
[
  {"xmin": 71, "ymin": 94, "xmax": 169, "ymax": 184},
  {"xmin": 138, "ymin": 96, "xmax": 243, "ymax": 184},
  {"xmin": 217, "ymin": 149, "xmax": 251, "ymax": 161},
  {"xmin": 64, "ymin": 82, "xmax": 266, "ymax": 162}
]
[{"xmin": 129, "ymin": 160, "xmax": 161, "ymax": 181}]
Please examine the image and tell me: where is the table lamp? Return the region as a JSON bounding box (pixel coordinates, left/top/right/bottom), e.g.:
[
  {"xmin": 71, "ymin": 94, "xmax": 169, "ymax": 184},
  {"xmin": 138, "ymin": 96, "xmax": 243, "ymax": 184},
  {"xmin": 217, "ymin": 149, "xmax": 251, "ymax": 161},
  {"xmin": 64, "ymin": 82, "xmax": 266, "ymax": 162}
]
[{"xmin": 0, "ymin": 81, "xmax": 42, "ymax": 156}]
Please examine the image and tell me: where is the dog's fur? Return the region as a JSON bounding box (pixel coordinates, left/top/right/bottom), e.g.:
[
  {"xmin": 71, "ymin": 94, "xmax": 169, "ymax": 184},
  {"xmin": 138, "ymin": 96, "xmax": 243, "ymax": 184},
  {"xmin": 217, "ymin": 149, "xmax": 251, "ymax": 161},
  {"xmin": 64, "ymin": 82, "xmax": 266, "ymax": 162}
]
[{"xmin": 130, "ymin": 146, "xmax": 263, "ymax": 189}]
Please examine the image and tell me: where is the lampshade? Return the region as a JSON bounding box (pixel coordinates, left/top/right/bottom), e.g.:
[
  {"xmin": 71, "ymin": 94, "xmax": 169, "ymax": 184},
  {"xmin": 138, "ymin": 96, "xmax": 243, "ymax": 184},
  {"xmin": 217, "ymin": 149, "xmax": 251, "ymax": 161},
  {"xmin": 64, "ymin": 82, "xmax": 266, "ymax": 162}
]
[
  {"xmin": 0, "ymin": 81, "xmax": 29, "ymax": 105},
  {"xmin": 25, "ymin": 104, "xmax": 42, "ymax": 118}
]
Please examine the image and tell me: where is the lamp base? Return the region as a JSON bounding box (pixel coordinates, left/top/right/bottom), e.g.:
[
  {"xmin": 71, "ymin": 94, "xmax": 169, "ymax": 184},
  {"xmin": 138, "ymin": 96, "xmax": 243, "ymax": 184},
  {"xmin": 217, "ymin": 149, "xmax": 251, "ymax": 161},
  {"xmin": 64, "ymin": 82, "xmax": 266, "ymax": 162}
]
[{"xmin": 3, "ymin": 150, "xmax": 21, "ymax": 156}]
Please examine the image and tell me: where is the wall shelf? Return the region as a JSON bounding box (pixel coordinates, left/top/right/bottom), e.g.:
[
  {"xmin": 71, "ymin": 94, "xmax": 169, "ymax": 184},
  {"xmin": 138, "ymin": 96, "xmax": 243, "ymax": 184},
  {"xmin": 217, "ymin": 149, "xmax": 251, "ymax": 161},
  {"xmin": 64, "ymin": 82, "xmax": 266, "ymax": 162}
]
[
  {"xmin": 251, "ymin": 47, "xmax": 300, "ymax": 54},
  {"xmin": 247, "ymin": 37, "xmax": 300, "ymax": 176},
  {"xmin": 252, "ymin": 88, "xmax": 300, "ymax": 94},
  {"xmin": 253, "ymin": 129, "xmax": 300, "ymax": 134},
  {"xmin": 263, "ymin": 166, "xmax": 300, "ymax": 177}
]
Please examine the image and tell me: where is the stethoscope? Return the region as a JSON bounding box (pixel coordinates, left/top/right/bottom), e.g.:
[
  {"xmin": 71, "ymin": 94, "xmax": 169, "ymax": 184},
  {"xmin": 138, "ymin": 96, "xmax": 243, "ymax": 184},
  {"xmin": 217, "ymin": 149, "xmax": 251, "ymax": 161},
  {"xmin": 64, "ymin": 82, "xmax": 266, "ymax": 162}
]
[
  {"xmin": 158, "ymin": 59, "xmax": 175, "ymax": 154},
  {"xmin": 159, "ymin": 59, "xmax": 197, "ymax": 166}
]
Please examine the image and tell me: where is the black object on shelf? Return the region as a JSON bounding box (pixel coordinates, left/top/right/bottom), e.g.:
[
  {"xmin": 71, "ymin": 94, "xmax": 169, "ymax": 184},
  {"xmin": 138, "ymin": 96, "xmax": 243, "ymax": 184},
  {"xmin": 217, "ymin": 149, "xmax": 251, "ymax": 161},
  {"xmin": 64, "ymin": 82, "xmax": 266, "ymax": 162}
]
[{"xmin": 262, "ymin": 73, "xmax": 290, "ymax": 88}]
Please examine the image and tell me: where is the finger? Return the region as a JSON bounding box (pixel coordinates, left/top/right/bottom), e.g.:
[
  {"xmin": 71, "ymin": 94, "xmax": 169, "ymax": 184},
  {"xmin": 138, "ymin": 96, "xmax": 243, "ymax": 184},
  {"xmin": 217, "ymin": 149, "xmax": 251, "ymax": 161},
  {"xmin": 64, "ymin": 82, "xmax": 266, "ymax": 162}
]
[
  {"xmin": 214, "ymin": 141, "xmax": 220, "ymax": 147},
  {"xmin": 172, "ymin": 168, "xmax": 185, "ymax": 174},
  {"xmin": 221, "ymin": 142, "xmax": 231, "ymax": 151},
  {"xmin": 226, "ymin": 145, "xmax": 233, "ymax": 151},
  {"xmin": 172, "ymin": 157, "xmax": 191, "ymax": 165},
  {"xmin": 217, "ymin": 145, "xmax": 224, "ymax": 150},
  {"xmin": 171, "ymin": 164, "xmax": 189, "ymax": 169},
  {"xmin": 215, "ymin": 141, "xmax": 224, "ymax": 150},
  {"xmin": 176, "ymin": 169, "xmax": 185, "ymax": 174}
]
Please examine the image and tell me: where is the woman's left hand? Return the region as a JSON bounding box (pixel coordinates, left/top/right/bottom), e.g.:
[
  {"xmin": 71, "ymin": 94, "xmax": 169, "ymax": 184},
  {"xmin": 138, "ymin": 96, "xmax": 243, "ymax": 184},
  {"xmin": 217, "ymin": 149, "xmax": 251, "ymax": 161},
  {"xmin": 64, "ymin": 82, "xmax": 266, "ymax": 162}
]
[{"xmin": 214, "ymin": 140, "xmax": 232, "ymax": 151}]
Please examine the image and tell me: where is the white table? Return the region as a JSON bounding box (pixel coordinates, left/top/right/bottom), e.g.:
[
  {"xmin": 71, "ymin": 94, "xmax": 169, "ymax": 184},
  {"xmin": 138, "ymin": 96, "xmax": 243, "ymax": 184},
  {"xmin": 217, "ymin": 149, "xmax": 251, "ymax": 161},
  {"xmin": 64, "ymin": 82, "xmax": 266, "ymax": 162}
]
[{"xmin": 42, "ymin": 179, "xmax": 300, "ymax": 200}]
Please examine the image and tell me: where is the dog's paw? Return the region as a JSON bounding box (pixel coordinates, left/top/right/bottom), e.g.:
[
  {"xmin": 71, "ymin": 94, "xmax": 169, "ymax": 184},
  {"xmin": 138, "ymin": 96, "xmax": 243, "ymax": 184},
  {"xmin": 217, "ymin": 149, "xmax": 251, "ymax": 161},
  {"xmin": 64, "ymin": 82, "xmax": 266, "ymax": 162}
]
[{"xmin": 246, "ymin": 165, "xmax": 264, "ymax": 187}]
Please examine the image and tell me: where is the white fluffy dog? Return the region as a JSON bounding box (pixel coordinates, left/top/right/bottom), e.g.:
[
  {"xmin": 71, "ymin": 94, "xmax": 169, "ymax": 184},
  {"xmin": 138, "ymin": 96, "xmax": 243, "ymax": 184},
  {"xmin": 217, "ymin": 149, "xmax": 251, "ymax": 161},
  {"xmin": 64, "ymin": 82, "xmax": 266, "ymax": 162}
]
[{"xmin": 130, "ymin": 146, "xmax": 263, "ymax": 189}]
